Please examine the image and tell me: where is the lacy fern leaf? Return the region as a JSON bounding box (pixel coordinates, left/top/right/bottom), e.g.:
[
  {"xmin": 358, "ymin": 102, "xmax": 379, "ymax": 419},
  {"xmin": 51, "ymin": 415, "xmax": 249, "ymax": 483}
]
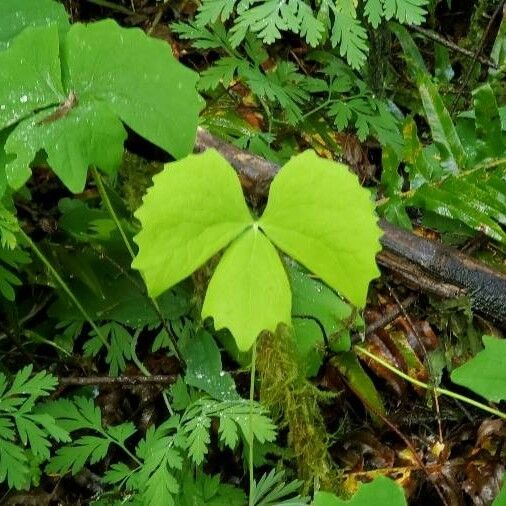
[
  {"xmin": 0, "ymin": 367, "xmax": 67, "ymax": 489},
  {"xmin": 44, "ymin": 397, "xmax": 136, "ymax": 475},
  {"xmin": 185, "ymin": 0, "xmax": 428, "ymax": 70}
]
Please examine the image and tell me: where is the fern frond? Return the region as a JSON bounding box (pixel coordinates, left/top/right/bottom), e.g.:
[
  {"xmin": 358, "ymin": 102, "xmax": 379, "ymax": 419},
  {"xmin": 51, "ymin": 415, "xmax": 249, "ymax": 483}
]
[
  {"xmin": 251, "ymin": 469, "xmax": 309, "ymax": 505},
  {"xmin": 0, "ymin": 367, "xmax": 65, "ymax": 489}
]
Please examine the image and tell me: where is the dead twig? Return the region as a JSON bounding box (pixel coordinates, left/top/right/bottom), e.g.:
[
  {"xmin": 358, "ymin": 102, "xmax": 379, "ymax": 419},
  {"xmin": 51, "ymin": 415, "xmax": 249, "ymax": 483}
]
[
  {"xmin": 59, "ymin": 374, "xmax": 177, "ymax": 386},
  {"xmin": 410, "ymin": 24, "xmax": 498, "ymax": 69}
]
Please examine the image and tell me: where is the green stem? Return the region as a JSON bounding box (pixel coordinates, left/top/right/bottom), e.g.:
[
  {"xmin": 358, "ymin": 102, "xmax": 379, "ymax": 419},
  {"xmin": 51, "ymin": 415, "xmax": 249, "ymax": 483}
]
[
  {"xmin": 91, "ymin": 168, "xmax": 135, "ymax": 260},
  {"xmin": 248, "ymin": 343, "xmax": 257, "ymax": 506},
  {"xmin": 92, "ymin": 169, "xmax": 187, "ymax": 368},
  {"xmin": 106, "ymin": 434, "xmax": 142, "ymax": 466},
  {"xmin": 131, "ymin": 331, "xmax": 174, "ymax": 416},
  {"xmin": 354, "ymin": 345, "xmax": 506, "ymax": 420},
  {"xmin": 20, "ymin": 229, "xmax": 109, "ymax": 351}
]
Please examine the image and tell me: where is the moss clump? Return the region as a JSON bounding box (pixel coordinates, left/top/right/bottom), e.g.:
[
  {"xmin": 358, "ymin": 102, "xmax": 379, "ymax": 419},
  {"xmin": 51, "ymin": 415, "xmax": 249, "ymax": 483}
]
[
  {"xmin": 117, "ymin": 152, "xmax": 163, "ymax": 213},
  {"xmin": 256, "ymin": 327, "xmax": 340, "ymax": 493}
]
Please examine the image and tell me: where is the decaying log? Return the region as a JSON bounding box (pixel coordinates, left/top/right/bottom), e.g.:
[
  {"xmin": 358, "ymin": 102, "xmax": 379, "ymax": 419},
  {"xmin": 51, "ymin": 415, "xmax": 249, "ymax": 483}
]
[{"xmin": 195, "ymin": 128, "xmax": 506, "ymax": 327}]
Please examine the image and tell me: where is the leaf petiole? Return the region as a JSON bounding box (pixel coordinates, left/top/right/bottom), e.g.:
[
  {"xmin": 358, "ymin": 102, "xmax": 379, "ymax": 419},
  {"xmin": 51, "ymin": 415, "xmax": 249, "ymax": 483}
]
[
  {"xmin": 354, "ymin": 344, "xmax": 506, "ymax": 420},
  {"xmin": 19, "ymin": 229, "xmax": 110, "ymax": 350}
]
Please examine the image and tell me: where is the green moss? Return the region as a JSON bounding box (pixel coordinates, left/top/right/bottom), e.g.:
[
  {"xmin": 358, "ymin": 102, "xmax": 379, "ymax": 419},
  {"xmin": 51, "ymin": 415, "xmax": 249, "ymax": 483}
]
[
  {"xmin": 256, "ymin": 327, "xmax": 340, "ymax": 493},
  {"xmin": 117, "ymin": 152, "xmax": 163, "ymax": 213}
]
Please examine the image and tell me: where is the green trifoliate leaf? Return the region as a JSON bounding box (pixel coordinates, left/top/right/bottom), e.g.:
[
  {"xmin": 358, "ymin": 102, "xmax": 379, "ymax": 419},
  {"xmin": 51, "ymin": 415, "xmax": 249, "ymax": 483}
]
[
  {"xmin": 314, "ymin": 476, "xmax": 407, "ymax": 505},
  {"xmin": 202, "ymin": 227, "xmax": 291, "ymax": 351},
  {"xmin": 133, "ymin": 150, "xmax": 253, "ymax": 298},
  {"xmin": 259, "ymin": 150, "xmax": 381, "ymax": 308},
  {"xmin": 0, "ymin": 25, "xmax": 64, "ymax": 130},
  {"xmin": 0, "ymin": 0, "xmax": 70, "ymax": 49},
  {"xmin": 451, "ymin": 335, "xmax": 506, "ymax": 402}
]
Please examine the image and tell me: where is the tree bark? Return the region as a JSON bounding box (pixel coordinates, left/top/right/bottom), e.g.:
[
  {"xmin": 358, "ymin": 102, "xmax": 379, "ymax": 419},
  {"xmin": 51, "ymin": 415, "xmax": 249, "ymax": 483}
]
[{"xmin": 195, "ymin": 127, "xmax": 506, "ymax": 327}]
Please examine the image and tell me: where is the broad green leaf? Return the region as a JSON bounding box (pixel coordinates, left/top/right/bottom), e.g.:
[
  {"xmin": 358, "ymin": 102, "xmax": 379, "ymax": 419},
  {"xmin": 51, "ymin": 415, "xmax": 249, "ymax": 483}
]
[
  {"xmin": 472, "ymin": 84, "xmax": 505, "ymax": 158},
  {"xmin": 3, "ymin": 19, "xmax": 202, "ymax": 194},
  {"xmin": 314, "ymin": 476, "xmax": 406, "ymax": 505},
  {"xmin": 5, "ymin": 102, "xmax": 126, "ymax": 192},
  {"xmin": 133, "ymin": 150, "xmax": 253, "ymax": 298},
  {"xmin": 0, "ymin": 0, "xmax": 70, "ymax": 49},
  {"xmin": 418, "ymin": 75, "xmax": 468, "ymax": 172},
  {"xmin": 290, "ymin": 263, "xmax": 359, "ymax": 376},
  {"xmin": 451, "ymin": 335, "xmax": 506, "ymax": 402},
  {"xmin": 0, "ymin": 25, "xmax": 64, "ymax": 130},
  {"xmin": 259, "ymin": 150, "xmax": 381, "ymax": 307},
  {"xmin": 182, "ymin": 330, "xmax": 239, "ymax": 400},
  {"xmin": 65, "ymin": 20, "xmax": 202, "ymax": 160},
  {"xmin": 202, "ymin": 227, "xmax": 291, "ymax": 351}
]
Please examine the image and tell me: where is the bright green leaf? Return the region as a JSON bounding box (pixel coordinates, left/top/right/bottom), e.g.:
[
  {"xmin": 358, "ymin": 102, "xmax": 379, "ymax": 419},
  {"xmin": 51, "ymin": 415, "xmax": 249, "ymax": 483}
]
[
  {"xmin": 202, "ymin": 227, "xmax": 291, "ymax": 351},
  {"xmin": 133, "ymin": 150, "xmax": 253, "ymax": 298},
  {"xmin": 314, "ymin": 476, "xmax": 406, "ymax": 505},
  {"xmin": 451, "ymin": 335, "xmax": 506, "ymax": 402},
  {"xmin": 259, "ymin": 150, "xmax": 382, "ymax": 307}
]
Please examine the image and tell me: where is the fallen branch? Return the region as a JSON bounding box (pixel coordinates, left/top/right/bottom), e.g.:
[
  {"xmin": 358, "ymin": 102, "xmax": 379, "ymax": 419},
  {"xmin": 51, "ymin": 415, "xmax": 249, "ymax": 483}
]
[
  {"xmin": 59, "ymin": 374, "xmax": 177, "ymax": 386},
  {"xmin": 195, "ymin": 128, "xmax": 506, "ymax": 327}
]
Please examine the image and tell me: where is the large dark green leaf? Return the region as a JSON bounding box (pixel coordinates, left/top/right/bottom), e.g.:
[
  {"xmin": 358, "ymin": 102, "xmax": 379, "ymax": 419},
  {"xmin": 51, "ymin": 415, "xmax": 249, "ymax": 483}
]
[
  {"xmin": 2, "ymin": 20, "xmax": 202, "ymax": 193},
  {"xmin": 0, "ymin": 0, "xmax": 69, "ymax": 49}
]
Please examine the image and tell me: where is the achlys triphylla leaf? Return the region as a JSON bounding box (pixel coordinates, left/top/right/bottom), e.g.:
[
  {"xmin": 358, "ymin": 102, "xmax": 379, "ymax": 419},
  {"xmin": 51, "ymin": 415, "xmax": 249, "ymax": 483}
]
[
  {"xmin": 314, "ymin": 476, "xmax": 407, "ymax": 505},
  {"xmin": 451, "ymin": 335, "xmax": 506, "ymax": 403},
  {"xmin": 132, "ymin": 149, "xmax": 254, "ymax": 299},
  {"xmin": 2, "ymin": 19, "xmax": 202, "ymax": 194},
  {"xmin": 133, "ymin": 149, "xmax": 381, "ymax": 351},
  {"xmin": 259, "ymin": 150, "xmax": 382, "ymax": 308},
  {"xmin": 202, "ymin": 227, "xmax": 292, "ymax": 351}
]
